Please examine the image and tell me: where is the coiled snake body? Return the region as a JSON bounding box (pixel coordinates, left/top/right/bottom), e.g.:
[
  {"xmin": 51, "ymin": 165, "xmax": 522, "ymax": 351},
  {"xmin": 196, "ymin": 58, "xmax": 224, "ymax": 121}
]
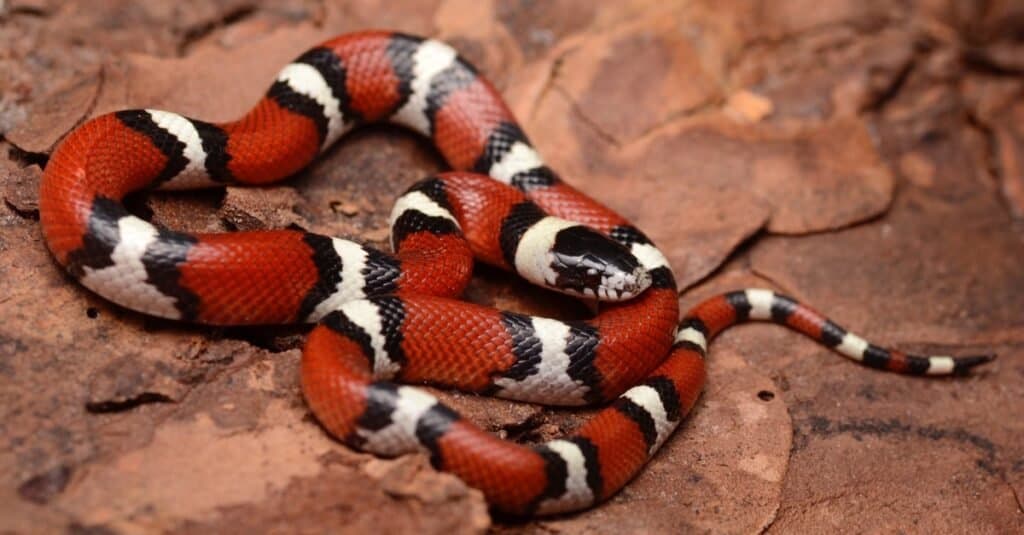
[{"xmin": 39, "ymin": 30, "xmax": 994, "ymax": 516}]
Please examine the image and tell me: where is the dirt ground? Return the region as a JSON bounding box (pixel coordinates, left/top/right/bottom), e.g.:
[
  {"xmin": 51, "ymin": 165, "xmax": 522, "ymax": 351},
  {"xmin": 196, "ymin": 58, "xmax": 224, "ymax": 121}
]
[{"xmin": 1, "ymin": 1, "xmax": 1022, "ymax": 533}]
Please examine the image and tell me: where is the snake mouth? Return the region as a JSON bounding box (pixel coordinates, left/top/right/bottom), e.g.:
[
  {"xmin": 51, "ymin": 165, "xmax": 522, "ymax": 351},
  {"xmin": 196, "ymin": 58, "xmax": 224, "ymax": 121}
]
[
  {"xmin": 548, "ymin": 262, "xmax": 651, "ymax": 301},
  {"xmin": 596, "ymin": 265, "xmax": 651, "ymax": 300}
]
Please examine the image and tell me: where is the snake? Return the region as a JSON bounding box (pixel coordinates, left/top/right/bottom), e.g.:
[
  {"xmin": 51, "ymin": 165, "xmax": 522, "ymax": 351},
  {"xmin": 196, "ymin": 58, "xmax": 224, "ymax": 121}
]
[{"xmin": 38, "ymin": 30, "xmax": 995, "ymax": 516}]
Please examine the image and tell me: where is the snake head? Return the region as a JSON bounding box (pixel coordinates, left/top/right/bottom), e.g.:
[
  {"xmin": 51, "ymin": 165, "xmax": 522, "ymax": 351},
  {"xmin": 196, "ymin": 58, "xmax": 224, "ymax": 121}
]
[{"xmin": 547, "ymin": 225, "xmax": 651, "ymax": 301}]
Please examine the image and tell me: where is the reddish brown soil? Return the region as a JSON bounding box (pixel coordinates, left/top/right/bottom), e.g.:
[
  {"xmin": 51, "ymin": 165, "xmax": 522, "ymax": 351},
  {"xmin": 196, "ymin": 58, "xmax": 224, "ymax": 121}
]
[{"xmin": 1, "ymin": 1, "xmax": 1022, "ymax": 533}]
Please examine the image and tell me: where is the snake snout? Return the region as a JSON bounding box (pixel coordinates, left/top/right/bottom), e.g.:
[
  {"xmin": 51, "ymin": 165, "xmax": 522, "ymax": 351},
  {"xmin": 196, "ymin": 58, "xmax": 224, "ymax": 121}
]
[{"xmin": 548, "ymin": 225, "xmax": 651, "ymax": 301}]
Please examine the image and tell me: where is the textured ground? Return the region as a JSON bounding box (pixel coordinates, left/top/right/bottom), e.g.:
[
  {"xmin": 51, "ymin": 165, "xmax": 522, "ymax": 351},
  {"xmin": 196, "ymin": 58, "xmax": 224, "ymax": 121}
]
[{"xmin": 1, "ymin": 1, "xmax": 1022, "ymax": 533}]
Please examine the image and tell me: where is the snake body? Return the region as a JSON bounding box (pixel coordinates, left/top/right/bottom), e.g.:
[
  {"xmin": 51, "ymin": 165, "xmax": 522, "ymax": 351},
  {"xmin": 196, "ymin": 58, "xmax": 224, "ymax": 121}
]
[{"xmin": 39, "ymin": 30, "xmax": 994, "ymax": 516}]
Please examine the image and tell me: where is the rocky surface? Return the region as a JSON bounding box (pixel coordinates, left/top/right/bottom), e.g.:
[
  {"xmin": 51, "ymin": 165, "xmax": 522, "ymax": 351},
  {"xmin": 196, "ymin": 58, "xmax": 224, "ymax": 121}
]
[{"xmin": 1, "ymin": 1, "xmax": 1021, "ymax": 533}]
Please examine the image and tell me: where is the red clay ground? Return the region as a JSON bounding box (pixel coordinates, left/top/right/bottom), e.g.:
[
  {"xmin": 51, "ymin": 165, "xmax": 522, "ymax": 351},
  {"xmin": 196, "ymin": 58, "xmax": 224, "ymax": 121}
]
[{"xmin": 1, "ymin": 1, "xmax": 1022, "ymax": 533}]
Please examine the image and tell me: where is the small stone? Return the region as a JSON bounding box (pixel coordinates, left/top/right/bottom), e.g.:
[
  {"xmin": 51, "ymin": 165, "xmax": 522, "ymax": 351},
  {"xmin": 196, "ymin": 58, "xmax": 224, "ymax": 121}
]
[
  {"xmin": 17, "ymin": 465, "xmax": 72, "ymax": 504},
  {"xmin": 725, "ymin": 90, "xmax": 774, "ymax": 123},
  {"xmin": 1, "ymin": 162, "xmax": 41, "ymax": 217},
  {"xmin": 330, "ymin": 200, "xmax": 360, "ymax": 216}
]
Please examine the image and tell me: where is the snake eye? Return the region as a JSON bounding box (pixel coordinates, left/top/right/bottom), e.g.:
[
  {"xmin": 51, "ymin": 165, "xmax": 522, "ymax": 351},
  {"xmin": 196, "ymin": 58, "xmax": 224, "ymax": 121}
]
[{"xmin": 577, "ymin": 260, "xmax": 604, "ymax": 289}]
